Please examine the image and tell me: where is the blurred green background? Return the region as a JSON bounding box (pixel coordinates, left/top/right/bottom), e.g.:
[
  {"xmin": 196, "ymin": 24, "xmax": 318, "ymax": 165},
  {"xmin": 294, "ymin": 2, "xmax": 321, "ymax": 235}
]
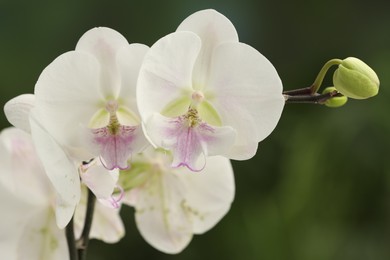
[{"xmin": 1, "ymin": 0, "xmax": 389, "ymax": 259}]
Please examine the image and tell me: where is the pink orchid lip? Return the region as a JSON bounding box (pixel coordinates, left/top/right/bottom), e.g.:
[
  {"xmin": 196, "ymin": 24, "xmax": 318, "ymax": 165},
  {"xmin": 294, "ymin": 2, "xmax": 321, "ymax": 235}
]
[
  {"xmin": 169, "ymin": 121, "xmax": 210, "ymax": 172},
  {"xmin": 90, "ymin": 99, "xmax": 140, "ymax": 170},
  {"xmin": 147, "ymin": 108, "xmax": 237, "ymax": 173},
  {"xmin": 158, "ymin": 109, "xmax": 213, "ymax": 172},
  {"xmin": 92, "ymin": 125, "xmax": 136, "ymax": 170}
]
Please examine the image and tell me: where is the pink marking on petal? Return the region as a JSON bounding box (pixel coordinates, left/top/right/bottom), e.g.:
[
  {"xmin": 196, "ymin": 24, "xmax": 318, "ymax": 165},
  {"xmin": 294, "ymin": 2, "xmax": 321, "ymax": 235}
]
[
  {"xmin": 172, "ymin": 161, "xmax": 206, "ymax": 172},
  {"xmin": 164, "ymin": 117, "xmax": 213, "ymax": 171},
  {"xmin": 149, "ymin": 111, "xmax": 236, "ymax": 172},
  {"xmin": 92, "ymin": 125, "xmax": 137, "ymax": 170}
]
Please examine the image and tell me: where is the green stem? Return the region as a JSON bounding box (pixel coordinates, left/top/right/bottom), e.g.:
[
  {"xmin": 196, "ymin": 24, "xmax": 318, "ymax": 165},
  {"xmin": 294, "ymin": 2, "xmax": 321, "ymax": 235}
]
[
  {"xmin": 66, "ymin": 217, "xmax": 79, "ymax": 260},
  {"xmin": 310, "ymin": 58, "xmax": 342, "ymax": 94},
  {"xmin": 77, "ymin": 188, "xmax": 96, "ymax": 260}
]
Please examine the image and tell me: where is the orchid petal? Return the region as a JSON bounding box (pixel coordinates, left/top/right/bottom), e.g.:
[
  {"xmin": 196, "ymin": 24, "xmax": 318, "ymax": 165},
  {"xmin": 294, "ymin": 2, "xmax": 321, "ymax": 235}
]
[
  {"xmin": 117, "ymin": 43, "xmax": 149, "ymax": 114},
  {"xmin": 207, "ymin": 42, "xmax": 285, "ymax": 159},
  {"xmin": 80, "ymin": 162, "xmax": 118, "ymax": 201},
  {"xmin": 176, "ymin": 9, "xmax": 239, "ymax": 89},
  {"xmin": 122, "ymin": 188, "xmax": 138, "ymax": 206},
  {"xmin": 132, "ymin": 172, "xmax": 192, "ymax": 254},
  {"xmin": 29, "ymin": 112, "xmax": 80, "ymax": 228},
  {"xmin": 91, "ymin": 124, "xmax": 147, "ymax": 170},
  {"xmin": 88, "ymin": 108, "xmax": 110, "ymax": 129},
  {"xmin": 0, "ymin": 188, "xmax": 67, "ymax": 260},
  {"xmin": 137, "ymin": 32, "xmax": 201, "ymax": 121},
  {"xmin": 0, "ymin": 182, "xmax": 36, "ymax": 259},
  {"xmin": 121, "ymin": 147, "xmax": 236, "ymax": 253},
  {"xmin": 76, "ymin": 27, "xmax": 129, "ymax": 98},
  {"xmin": 34, "ymin": 50, "xmax": 101, "ymax": 152},
  {"xmin": 55, "ymin": 197, "xmax": 77, "ymax": 229},
  {"xmin": 0, "ymin": 128, "xmax": 50, "ymax": 205},
  {"xmin": 17, "ymin": 208, "xmax": 68, "ymax": 260},
  {"xmin": 145, "ymin": 113, "xmax": 236, "ymax": 171},
  {"xmin": 91, "ymin": 203, "xmax": 125, "ymax": 243},
  {"xmin": 179, "ymin": 156, "xmax": 235, "ymax": 233},
  {"xmin": 74, "ymin": 187, "xmax": 125, "ymax": 243},
  {"xmin": 4, "ymin": 94, "xmax": 35, "ymax": 133},
  {"xmin": 0, "ymin": 131, "xmax": 12, "ymax": 190},
  {"xmin": 0, "ymin": 128, "xmax": 68, "ymax": 257}
]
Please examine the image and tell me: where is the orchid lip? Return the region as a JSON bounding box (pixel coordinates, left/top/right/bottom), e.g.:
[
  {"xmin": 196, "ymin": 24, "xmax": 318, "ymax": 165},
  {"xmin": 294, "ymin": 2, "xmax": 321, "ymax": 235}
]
[
  {"xmin": 91, "ymin": 100, "xmax": 139, "ymax": 170},
  {"xmin": 146, "ymin": 109, "xmax": 236, "ymax": 173},
  {"xmin": 92, "ymin": 124, "xmax": 137, "ymax": 170},
  {"xmin": 149, "ymin": 109, "xmax": 215, "ymax": 172}
]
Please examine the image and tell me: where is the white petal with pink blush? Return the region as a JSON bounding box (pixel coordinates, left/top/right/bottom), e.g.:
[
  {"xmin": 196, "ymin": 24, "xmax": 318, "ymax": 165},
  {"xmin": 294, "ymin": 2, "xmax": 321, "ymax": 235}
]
[
  {"xmin": 0, "ymin": 127, "xmax": 125, "ymax": 259},
  {"xmin": 137, "ymin": 9, "xmax": 285, "ymax": 171},
  {"xmin": 3, "ymin": 27, "xmax": 146, "ymax": 227},
  {"xmin": 33, "ymin": 27, "xmax": 150, "ymax": 169},
  {"xmin": 120, "ymin": 147, "xmax": 235, "ymax": 254}
]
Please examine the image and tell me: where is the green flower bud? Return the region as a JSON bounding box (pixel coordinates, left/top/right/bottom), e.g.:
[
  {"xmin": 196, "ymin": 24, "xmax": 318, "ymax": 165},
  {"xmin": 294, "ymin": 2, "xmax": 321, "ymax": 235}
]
[
  {"xmin": 322, "ymin": 87, "xmax": 348, "ymax": 108},
  {"xmin": 333, "ymin": 57, "xmax": 379, "ymax": 99}
]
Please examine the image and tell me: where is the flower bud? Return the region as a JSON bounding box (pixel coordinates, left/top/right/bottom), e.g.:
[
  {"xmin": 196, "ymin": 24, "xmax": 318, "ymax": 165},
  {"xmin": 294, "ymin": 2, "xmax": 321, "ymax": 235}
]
[
  {"xmin": 322, "ymin": 87, "xmax": 348, "ymax": 108},
  {"xmin": 333, "ymin": 57, "xmax": 379, "ymax": 99}
]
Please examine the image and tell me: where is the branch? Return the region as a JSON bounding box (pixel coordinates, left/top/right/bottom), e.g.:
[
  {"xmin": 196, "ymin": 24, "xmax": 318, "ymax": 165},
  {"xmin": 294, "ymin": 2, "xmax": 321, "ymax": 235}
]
[{"xmin": 284, "ymin": 90, "xmax": 341, "ymax": 104}]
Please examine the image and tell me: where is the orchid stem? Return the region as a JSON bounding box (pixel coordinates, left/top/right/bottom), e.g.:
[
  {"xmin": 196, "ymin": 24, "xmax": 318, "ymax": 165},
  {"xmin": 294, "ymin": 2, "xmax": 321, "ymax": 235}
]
[
  {"xmin": 282, "ymin": 86, "xmax": 313, "ymax": 96},
  {"xmin": 311, "ymin": 58, "xmax": 342, "ymax": 93},
  {"xmin": 66, "ymin": 217, "xmax": 78, "ymax": 260},
  {"xmin": 77, "ymin": 188, "xmax": 96, "ymax": 260},
  {"xmin": 284, "ymin": 90, "xmax": 341, "ymax": 104},
  {"xmin": 283, "ymin": 58, "xmax": 343, "ymax": 102}
]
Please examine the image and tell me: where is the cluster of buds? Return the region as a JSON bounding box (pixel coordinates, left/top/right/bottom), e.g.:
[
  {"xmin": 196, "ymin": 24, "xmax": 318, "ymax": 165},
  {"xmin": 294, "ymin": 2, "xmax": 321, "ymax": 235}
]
[{"xmin": 283, "ymin": 57, "xmax": 380, "ymax": 107}]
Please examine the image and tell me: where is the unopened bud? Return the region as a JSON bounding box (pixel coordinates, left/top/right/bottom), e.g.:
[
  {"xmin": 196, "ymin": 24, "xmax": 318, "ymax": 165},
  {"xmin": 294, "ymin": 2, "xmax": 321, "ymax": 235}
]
[
  {"xmin": 322, "ymin": 87, "xmax": 348, "ymax": 108},
  {"xmin": 333, "ymin": 57, "xmax": 379, "ymax": 99}
]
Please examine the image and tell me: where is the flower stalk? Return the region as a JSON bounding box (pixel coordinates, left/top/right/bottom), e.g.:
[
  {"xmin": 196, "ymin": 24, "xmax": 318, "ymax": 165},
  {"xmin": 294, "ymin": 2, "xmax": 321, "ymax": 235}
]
[
  {"xmin": 282, "ymin": 58, "xmax": 343, "ymax": 105},
  {"xmin": 66, "ymin": 217, "xmax": 78, "ymax": 260},
  {"xmin": 284, "ymin": 89, "xmax": 342, "ymax": 104},
  {"xmin": 65, "ymin": 188, "xmax": 96, "ymax": 260},
  {"xmin": 311, "ymin": 58, "xmax": 342, "ymax": 93},
  {"xmin": 77, "ymin": 188, "xmax": 96, "ymax": 260},
  {"xmin": 282, "ymin": 58, "xmax": 342, "ymax": 97}
]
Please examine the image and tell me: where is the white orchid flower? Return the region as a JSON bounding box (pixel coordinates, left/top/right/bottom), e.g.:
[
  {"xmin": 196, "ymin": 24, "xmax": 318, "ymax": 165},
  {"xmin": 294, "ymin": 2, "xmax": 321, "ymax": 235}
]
[
  {"xmin": 32, "ymin": 27, "xmax": 149, "ymax": 170},
  {"xmin": 5, "ymin": 96, "xmax": 123, "ymax": 228},
  {"xmin": 0, "ymin": 127, "xmax": 124, "ymax": 260},
  {"xmin": 4, "ymin": 27, "xmax": 149, "ymax": 227},
  {"xmin": 120, "ymin": 147, "xmax": 235, "ymax": 254},
  {"xmin": 137, "ymin": 9, "xmax": 285, "ymax": 171},
  {"xmin": 3, "ymin": 27, "xmax": 150, "ymax": 172}
]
